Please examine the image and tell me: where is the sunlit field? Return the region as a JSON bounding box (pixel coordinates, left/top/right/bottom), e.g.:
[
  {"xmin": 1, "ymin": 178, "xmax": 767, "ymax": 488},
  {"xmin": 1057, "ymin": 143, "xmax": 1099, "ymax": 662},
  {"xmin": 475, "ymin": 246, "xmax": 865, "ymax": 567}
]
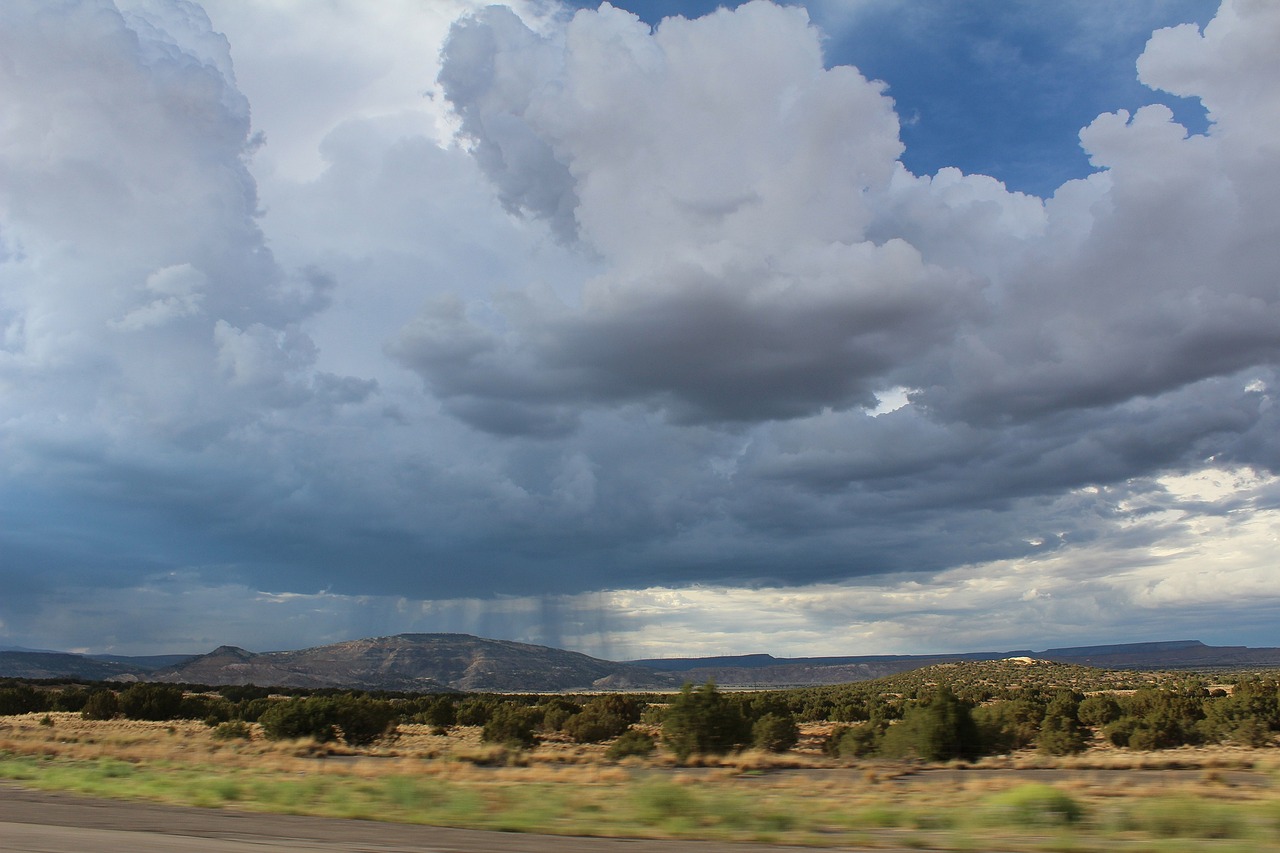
[{"xmin": 4, "ymin": 710, "xmax": 1280, "ymax": 851}]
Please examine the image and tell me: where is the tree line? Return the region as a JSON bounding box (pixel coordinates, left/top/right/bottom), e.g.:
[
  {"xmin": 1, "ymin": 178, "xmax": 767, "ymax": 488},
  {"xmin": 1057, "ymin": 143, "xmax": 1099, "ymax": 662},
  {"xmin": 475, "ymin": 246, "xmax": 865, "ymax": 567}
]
[{"xmin": 2, "ymin": 669, "xmax": 1278, "ymax": 760}]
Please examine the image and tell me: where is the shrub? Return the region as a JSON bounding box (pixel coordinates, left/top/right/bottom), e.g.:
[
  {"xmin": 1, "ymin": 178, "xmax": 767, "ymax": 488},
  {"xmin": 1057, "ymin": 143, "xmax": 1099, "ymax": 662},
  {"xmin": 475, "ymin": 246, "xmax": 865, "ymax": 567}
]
[
  {"xmin": 983, "ymin": 785, "xmax": 1084, "ymax": 827},
  {"xmin": 1114, "ymin": 687, "xmax": 1204, "ymax": 748},
  {"xmin": 456, "ymin": 696, "xmax": 500, "ymax": 727},
  {"xmin": 606, "ymin": 729, "xmax": 656, "ymax": 760},
  {"xmin": 331, "ymin": 696, "xmax": 399, "ymax": 746},
  {"xmin": 662, "ymin": 681, "xmax": 750, "ymax": 762},
  {"xmin": 414, "ymin": 696, "xmax": 457, "ymax": 730},
  {"xmin": 1038, "ymin": 691, "xmax": 1087, "ymax": 755},
  {"xmin": 563, "ymin": 709, "xmax": 630, "ymax": 743},
  {"xmin": 118, "ymin": 683, "xmax": 185, "ymax": 721},
  {"xmin": 751, "ymin": 712, "xmax": 799, "ymax": 753},
  {"xmin": 584, "ymin": 693, "xmax": 644, "ymax": 724},
  {"xmin": 640, "ymin": 704, "xmax": 668, "ymax": 726},
  {"xmin": 259, "ymin": 698, "xmax": 339, "ymax": 742},
  {"xmin": 236, "ymin": 697, "xmax": 273, "ymax": 723},
  {"xmin": 880, "ymin": 687, "xmax": 980, "ymax": 762},
  {"xmin": 1110, "ymin": 797, "xmax": 1247, "ymax": 839},
  {"xmin": 52, "ymin": 688, "xmax": 90, "ymax": 713},
  {"xmin": 1224, "ymin": 717, "xmax": 1272, "ymax": 747},
  {"xmin": 481, "ymin": 703, "xmax": 539, "ymax": 749},
  {"xmin": 535, "ymin": 697, "xmax": 581, "ymax": 733},
  {"xmin": 218, "ymin": 684, "xmax": 271, "ymax": 703},
  {"xmin": 826, "ymin": 722, "xmax": 884, "ymax": 758},
  {"xmin": 1200, "ymin": 681, "xmax": 1280, "ymax": 745},
  {"xmin": 81, "ymin": 689, "xmax": 119, "ymax": 721},
  {"xmin": 182, "ymin": 694, "xmax": 233, "ymax": 725},
  {"xmin": 1077, "ymin": 694, "xmax": 1122, "ymax": 727},
  {"xmin": 258, "ymin": 696, "xmax": 397, "ymax": 746},
  {"xmin": 211, "ymin": 720, "xmax": 253, "ymax": 740},
  {"xmin": 0, "ymin": 686, "xmax": 50, "ymax": 716},
  {"xmin": 973, "ymin": 698, "xmax": 1042, "ymax": 754}
]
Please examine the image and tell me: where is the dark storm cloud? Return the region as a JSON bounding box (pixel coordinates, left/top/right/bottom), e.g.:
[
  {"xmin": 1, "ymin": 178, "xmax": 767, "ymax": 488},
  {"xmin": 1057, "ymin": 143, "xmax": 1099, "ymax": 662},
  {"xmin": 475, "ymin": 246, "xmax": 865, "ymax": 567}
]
[{"xmin": 2, "ymin": 0, "xmax": 1279, "ymax": 655}]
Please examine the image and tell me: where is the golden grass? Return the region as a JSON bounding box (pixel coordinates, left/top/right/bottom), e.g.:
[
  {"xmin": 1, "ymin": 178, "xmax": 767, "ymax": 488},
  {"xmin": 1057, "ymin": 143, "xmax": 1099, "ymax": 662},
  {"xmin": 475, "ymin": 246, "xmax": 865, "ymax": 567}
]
[{"xmin": 3, "ymin": 712, "xmax": 1280, "ymax": 850}]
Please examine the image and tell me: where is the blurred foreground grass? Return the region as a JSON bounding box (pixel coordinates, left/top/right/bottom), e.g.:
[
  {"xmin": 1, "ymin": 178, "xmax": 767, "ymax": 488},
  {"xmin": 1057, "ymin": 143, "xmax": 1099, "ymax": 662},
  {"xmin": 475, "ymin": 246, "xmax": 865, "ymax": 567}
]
[{"xmin": 3, "ymin": 712, "xmax": 1280, "ymax": 850}]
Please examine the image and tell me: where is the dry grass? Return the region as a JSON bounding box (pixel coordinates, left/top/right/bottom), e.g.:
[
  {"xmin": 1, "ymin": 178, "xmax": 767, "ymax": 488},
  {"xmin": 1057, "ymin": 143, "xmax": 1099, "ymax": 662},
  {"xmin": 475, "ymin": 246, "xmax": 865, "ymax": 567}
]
[{"xmin": 3, "ymin": 712, "xmax": 1280, "ymax": 850}]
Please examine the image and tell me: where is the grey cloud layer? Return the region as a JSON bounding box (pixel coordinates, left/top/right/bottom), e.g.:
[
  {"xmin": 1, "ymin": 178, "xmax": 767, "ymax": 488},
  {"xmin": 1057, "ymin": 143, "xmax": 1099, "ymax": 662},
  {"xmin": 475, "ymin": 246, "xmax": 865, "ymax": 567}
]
[
  {"xmin": 1, "ymin": 0, "xmax": 1278, "ymax": 652},
  {"xmin": 405, "ymin": 0, "xmax": 1280, "ymax": 436}
]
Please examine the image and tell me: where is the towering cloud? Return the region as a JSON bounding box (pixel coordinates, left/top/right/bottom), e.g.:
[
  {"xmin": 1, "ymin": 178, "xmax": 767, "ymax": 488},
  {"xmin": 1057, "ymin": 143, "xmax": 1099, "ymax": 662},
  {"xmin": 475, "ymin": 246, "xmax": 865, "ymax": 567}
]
[{"xmin": 0, "ymin": 0, "xmax": 1277, "ymax": 655}]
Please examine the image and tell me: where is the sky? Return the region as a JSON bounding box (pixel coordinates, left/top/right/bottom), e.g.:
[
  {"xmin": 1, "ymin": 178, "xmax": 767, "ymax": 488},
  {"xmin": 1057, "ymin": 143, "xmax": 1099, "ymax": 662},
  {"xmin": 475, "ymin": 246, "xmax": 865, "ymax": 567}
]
[{"xmin": 2, "ymin": 0, "xmax": 1278, "ymax": 660}]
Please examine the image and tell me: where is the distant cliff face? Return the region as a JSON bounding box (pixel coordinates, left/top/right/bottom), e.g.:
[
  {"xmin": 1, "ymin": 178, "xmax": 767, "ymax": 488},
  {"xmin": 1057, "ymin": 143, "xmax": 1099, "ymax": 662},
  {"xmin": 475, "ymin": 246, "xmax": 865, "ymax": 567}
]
[
  {"xmin": 5, "ymin": 637, "xmax": 1280, "ymax": 692},
  {"xmin": 145, "ymin": 634, "xmax": 680, "ymax": 692}
]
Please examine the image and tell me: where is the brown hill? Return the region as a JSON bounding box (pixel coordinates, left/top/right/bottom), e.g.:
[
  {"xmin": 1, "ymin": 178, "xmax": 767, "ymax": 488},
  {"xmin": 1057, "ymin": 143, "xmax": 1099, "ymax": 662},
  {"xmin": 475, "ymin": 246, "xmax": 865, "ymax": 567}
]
[{"xmin": 146, "ymin": 634, "xmax": 679, "ymax": 692}]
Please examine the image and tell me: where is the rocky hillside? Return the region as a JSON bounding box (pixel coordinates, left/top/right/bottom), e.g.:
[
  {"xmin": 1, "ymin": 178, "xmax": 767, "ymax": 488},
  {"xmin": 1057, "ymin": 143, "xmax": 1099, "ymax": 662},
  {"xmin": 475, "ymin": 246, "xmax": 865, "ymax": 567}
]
[
  {"xmin": 7, "ymin": 636, "xmax": 1279, "ymax": 692},
  {"xmin": 145, "ymin": 634, "xmax": 680, "ymax": 692}
]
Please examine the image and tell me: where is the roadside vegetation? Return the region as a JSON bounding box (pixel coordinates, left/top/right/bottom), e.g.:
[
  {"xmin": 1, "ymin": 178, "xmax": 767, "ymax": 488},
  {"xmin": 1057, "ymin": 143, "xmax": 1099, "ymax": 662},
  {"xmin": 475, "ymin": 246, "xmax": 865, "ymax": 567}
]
[{"xmin": 3, "ymin": 661, "xmax": 1280, "ymax": 849}]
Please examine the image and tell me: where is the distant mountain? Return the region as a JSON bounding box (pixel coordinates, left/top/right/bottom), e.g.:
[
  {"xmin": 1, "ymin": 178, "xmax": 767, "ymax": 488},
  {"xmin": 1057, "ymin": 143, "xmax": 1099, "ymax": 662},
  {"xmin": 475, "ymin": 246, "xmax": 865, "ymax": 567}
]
[
  {"xmin": 0, "ymin": 651, "xmax": 140, "ymax": 681},
  {"xmin": 4, "ymin": 637, "xmax": 1279, "ymax": 691},
  {"xmin": 87, "ymin": 653, "xmax": 200, "ymax": 670},
  {"xmin": 1040, "ymin": 640, "xmax": 1280, "ymax": 669},
  {"xmin": 146, "ymin": 634, "xmax": 680, "ymax": 692},
  {"xmin": 634, "ymin": 653, "xmax": 1010, "ymax": 687},
  {"xmin": 630, "ymin": 640, "xmax": 1280, "ymax": 687}
]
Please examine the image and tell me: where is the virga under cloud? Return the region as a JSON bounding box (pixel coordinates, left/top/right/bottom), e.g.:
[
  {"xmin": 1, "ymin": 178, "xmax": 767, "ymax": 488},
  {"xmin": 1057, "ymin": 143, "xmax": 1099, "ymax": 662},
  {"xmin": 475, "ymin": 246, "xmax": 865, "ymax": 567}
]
[{"xmin": 0, "ymin": 0, "xmax": 1277, "ymax": 657}]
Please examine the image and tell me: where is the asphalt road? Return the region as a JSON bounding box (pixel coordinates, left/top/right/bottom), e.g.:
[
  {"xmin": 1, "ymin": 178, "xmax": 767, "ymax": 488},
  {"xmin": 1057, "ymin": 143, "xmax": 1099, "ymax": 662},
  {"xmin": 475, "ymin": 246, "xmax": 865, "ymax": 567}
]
[{"xmin": 0, "ymin": 786, "xmax": 842, "ymax": 853}]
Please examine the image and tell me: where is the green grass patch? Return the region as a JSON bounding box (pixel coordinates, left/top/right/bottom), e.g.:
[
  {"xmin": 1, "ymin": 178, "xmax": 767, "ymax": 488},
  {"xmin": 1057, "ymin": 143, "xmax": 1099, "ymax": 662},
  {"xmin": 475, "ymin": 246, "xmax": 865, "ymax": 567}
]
[
  {"xmin": 1106, "ymin": 796, "xmax": 1255, "ymax": 840},
  {"xmin": 981, "ymin": 784, "xmax": 1085, "ymax": 828},
  {"xmin": 5, "ymin": 750, "xmax": 1280, "ymax": 850}
]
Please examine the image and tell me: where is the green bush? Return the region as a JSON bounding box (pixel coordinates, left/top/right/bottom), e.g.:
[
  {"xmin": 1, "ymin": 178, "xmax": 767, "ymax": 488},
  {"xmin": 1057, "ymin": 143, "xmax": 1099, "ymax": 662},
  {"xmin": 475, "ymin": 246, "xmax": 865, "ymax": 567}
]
[
  {"xmin": 456, "ymin": 696, "xmax": 500, "ymax": 727},
  {"xmin": 183, "ymin": 694, "xmax": 233, "ymax": 725},
  {"xmin": 587, "ymin": 694, "xmax": 644, "ymax": 724},
  {"xmin": 259, "ymin": 698, "xmax": 338, "ymax": 743},
  {"xmin": 751, "ymin": 712, "xmax": 799, "ymax": 753},
  {"xmin": 563, "ymin": 709, "xmax": 630, "ymax": 743},
  {"xmin": 640, "ymin": 704, "xmax": 668, "ymax": 726},
  {"xmin": 1077, "ymin": 694, "xmax": 1121, "ymax": 727},
  {"xmin": 236, "ymin": 697, "xmax": 273, "ymax": 723},
  {"xmin": 218, "ymin": 684, "xmax": 271, "ymax": 703},
  {"xmin": 1037, "ymin": 691, "xmax": 1087, "ymax": 755},
  {"xmin": 0, "ymin": 686, "xmax": 50, "ymax": 716},
  {"xmin": 1200, "ymin": 680, "xmax": 1280, "ymax": 745},
  {"xmin": 118, "ymin": 684, "xmax": 185, "ymax": 721},
  {"xmin": 1109, "ymin": 797, "xmax": 1248, "ymax": 839},
  {"xmin": 879, "ymin": 687, "xmax": 980, "ymax": 762},
  {"xmin": 983, "ymin": 784, "xmax": 1084, "ymax": 827},
  {"xmin": 413, "ymin": 696, "xmax": 457, "ymax": 730},
  {"xmin": 536, "ymin": 698, "xmax": 580, "ymax": 733},
  {"xmin": 52, "ymin": 688, "xmax": 90, "ymax": 713},
  {"xmin": 1112, "ymin": 687, "xmax": 1204, "ymax": 749},
  {"xmin": 633, "ymin": 780, "xmax": 696, "ymax": 823},
  {"xmin": 481, "ymin": 703, "xmax": 539, "ymax": 749},
  {"xmin": 661, "ymin": 681, "xmax": 750, "ymax": 762},
  {"xmin": 81, "ymin": 689, "xmax": 119, "ymax": 721},
  {"xmin": 825, "ymin": 722, "xmax": 884, "ymax": 758},
  {"xmin": 258, "ymin": 695, "xmax": 398, "ymax": 746},
  {"xmin": 605, "ymin": 729, "xmax": 656, "ymax": 760},
  {"xmin": 211, "ymin": 720, "xmax": 253, "ymax": 740},
  {"xmin": 331, "ymin": 696, "xmax": 399, "ymax": 746},
  {"xmin": 973, "ymin": 698, "xmax": 1042, "ymax": 754}
]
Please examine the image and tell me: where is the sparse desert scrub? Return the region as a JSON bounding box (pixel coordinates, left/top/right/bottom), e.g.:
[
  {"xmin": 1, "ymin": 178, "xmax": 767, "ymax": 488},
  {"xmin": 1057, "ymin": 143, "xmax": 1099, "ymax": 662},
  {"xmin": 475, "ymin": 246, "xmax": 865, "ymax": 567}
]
[{"xmin": 5, "ymin": 710, "xmax": 1280, "ymax": 849}]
